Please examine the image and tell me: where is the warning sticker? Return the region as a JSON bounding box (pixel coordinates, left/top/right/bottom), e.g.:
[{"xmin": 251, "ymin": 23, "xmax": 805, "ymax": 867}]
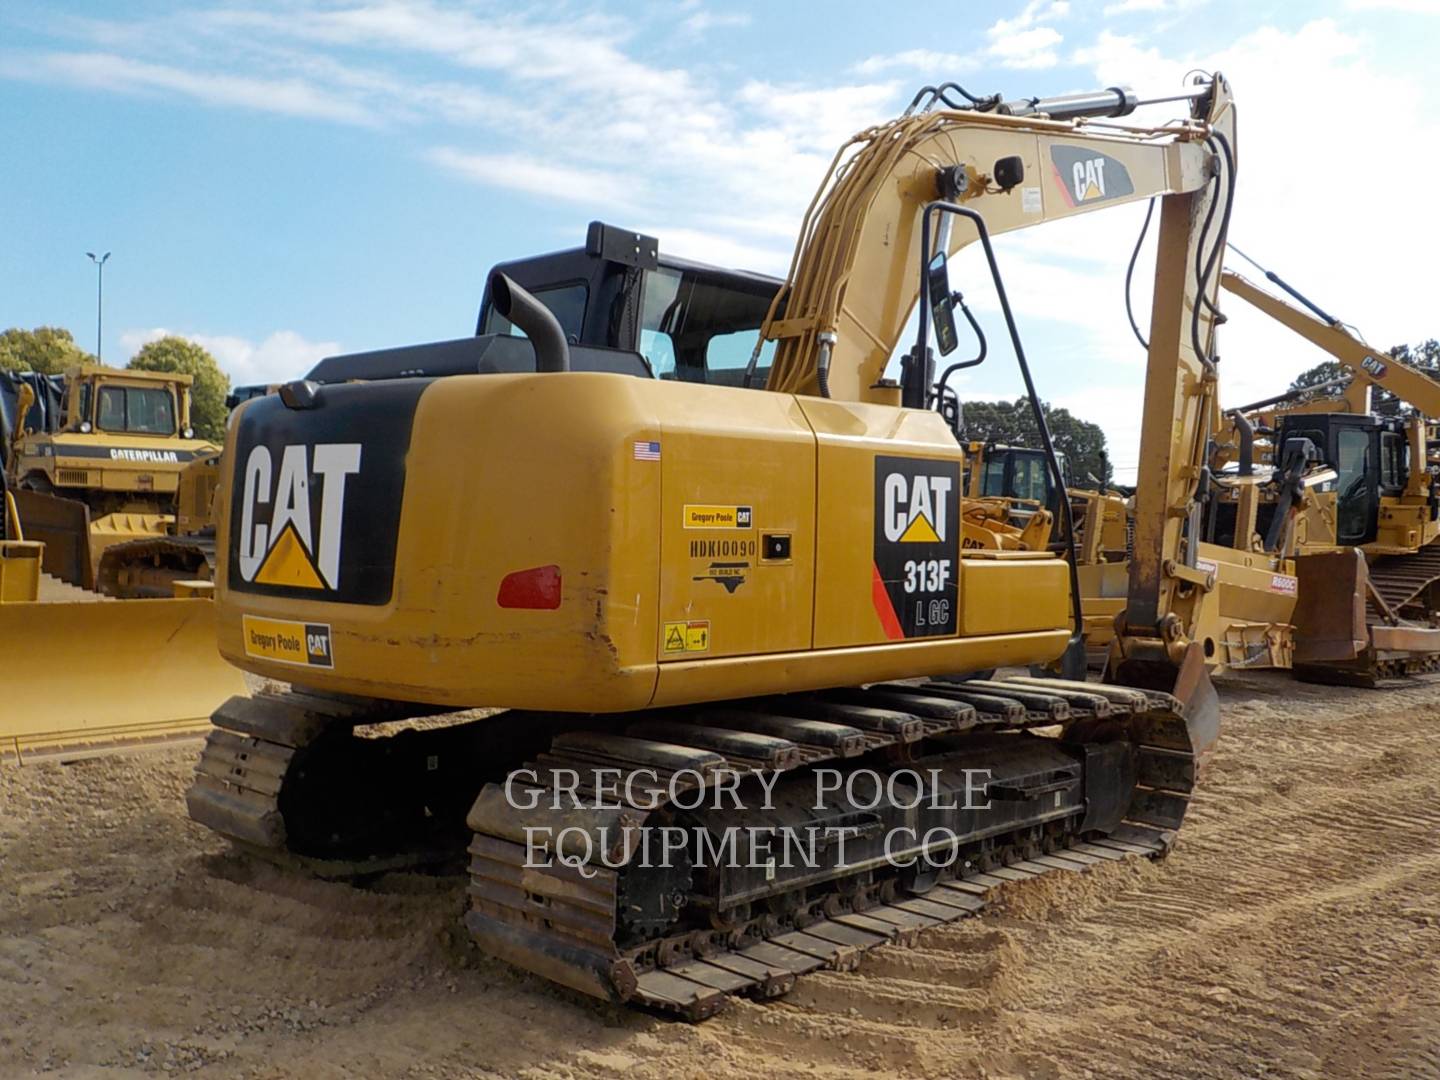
[
  {"xmin": 683, "ymin": 505, "xmax": 753, "ymax": 530},
  {"xmin": 663, "ymin": 620, "xmax": 711, "ymax": 654},
  {"xmin": 243, "ymin": 615, "xmax": 334, "ymax": 668},
  {"xmin": 872, "ymin": 455, "xmax": 959, "ymax": 639}
]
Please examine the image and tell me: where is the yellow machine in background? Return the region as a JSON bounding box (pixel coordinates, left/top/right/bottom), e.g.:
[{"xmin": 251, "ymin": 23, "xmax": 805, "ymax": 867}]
[
  {"xmin": 1214, "ymin": 267, "xmax": 1440, "ymax": 683},
  {"xmin": 0, "ymin": 465, "xmax": 246, "ymax": 763},
  {"xmin": 189, "ymin": 77, "xmax": 1258, "ymax": 1018},
  {"xmin": 6, "ymin": 364, "xmax": 218, "ymax": 590}
]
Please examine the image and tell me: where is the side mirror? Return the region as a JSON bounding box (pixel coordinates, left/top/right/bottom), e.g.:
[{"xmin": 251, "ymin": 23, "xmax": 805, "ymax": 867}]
[{"xmin": 927, "ymin": 251, "xmax": 959, "ymax": 356}]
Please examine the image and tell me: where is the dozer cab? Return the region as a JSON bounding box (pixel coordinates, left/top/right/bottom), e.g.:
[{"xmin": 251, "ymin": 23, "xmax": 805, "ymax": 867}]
[
  {"xmin": 188, "ymin": 76, "xmax": 1247, "ymax": 1018},
  {"xmin": 4, "ymin": 364, "xmax": 219, "ymax": 590}
]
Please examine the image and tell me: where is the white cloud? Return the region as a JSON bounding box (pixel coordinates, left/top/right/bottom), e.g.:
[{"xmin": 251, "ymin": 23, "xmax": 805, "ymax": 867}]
[
  {"xmin": 1346, "ymin": 0, "xmax": 1440, "ymax": 11},
  {"xmin": 121, "ymin": 328, "xmax": 339, "ymax": 386},
  {"xmin": 1101, "ymin": 0, "xmax": 1189, "ymax": 14},
  {"xmin": 426, "ymin": 148, "xmax": 641, "ymax": 211},
  {"xmin": 854, "ymin": 49, "xmax": 972, "ymax": 75},
  {"xmin": 988, "ymin": 26, "xmax": 1064, "ymax": 69},
  {"xmin": 989, "ymin": 0, "xmax": 1071, "ymax": 38},
  {"xmin": 7, "ymin": 50, "xmax": 379, "ymax": 125},
  {"xmin": 984, "ymin": 1, "xmax": 1069, "ymax": 69},
  {"xmin": 681, "ymin": 10, "xmax": 752, "ymax": 34}
]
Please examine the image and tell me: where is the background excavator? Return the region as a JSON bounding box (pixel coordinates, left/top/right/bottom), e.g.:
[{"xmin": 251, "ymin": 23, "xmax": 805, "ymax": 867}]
[
  {"xmin": 188, "ymin": 75, "xmax": 1252, "ymax": 1018},
  {"xmin": 1214, "ymin": 265, "xmax": 1440, "ymax": 683}
]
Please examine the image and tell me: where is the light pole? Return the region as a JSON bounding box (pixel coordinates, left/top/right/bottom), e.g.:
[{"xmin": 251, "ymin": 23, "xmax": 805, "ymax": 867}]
[{"xmin": 86, "ymin": 251, "xmax": 111, "ymax": 363}]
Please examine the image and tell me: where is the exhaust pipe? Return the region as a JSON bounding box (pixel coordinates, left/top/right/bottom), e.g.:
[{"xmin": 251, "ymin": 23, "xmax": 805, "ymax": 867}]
[{"xmin": 488, "ymin": 272, "xmax": 571, "ymax": 373}]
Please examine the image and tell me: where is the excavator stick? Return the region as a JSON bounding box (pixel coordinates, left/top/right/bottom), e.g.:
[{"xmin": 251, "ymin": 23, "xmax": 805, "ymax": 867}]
[{"xmin": 0, "ymin": 592, "xmax": 246, "ymax": 763}]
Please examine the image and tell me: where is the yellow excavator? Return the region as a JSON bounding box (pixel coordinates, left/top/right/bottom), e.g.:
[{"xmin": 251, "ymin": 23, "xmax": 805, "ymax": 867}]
[{"xmin": 189, "ymin": 76, "xmax": 1258, "ymax": 1017}]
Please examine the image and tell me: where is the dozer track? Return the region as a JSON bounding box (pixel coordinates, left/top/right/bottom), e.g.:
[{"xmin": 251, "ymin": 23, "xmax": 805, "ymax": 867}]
[
  {"xmin": 96, "ymin": 533, "xmax": 217, "ymax": 599},
  {"xmin": 189, "ymin": 676, "xmax": 1207, "ymax": 1020}
]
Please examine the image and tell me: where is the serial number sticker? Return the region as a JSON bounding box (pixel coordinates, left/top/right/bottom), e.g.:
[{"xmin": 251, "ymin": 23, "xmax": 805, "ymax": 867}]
[
  {"xmin": 1021, "ymin": 186, "xmax": 1042, "ymax": 214},
  {"xmin": 663, "ymin": 620, "xmax": 710, "ymax": 654},
  {"xmin": 243, "ymin": 615, "xmax": 334, "ymax": 668},
  {"xmin": 1269, "ymin": 574, "xmax": 1298, "ymax": 596},
  {"xmin": 683, "ymin": 505, "xmax": 753, "ymax": 529}
]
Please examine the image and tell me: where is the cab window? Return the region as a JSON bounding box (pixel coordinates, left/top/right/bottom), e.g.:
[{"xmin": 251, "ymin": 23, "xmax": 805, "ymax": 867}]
[
  {"xmin": 483, "ymin": 283, "xmax": 588, "ymax": 342},
  {"xmin": 1011, "ymin": 453, "xmax": 1050, "ymax": 502},
  {"xmin": 981, "ymin": 456, "xmax": 1007, "ymax": 497},
  {"xmin": 1380, "ymin": 431, "xmax": 1405, "ymax": 491},
  {"xmin": 639, "ymin": 266, "xmax": 776, "ymax": 386},
  {"xmin": 97, "ymin": 385, "xmax": 177, "ymax": 435}
]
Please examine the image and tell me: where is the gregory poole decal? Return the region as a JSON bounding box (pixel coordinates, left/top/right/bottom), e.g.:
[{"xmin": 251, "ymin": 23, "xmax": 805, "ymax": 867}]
[
  {"xmin": 873, "ymin": 455, "xmax": 960, "ymax": 639},
  {"xmin": 227, "ymin": 383, "xmax": 423, "ymax": 605},
  {"xmin": 243, "ymin": 615, "xmax": 334, "ymax": 668},
  {"xmin": 1050, "ymin": 144, "xmax": 1135, "ymax": 208}
]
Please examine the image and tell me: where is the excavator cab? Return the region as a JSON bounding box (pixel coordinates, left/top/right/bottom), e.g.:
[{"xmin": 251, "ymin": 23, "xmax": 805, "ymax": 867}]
[
  {"xmin": 477, "ymin": 222, "xmax": 783, "ymax": 389},
  {"xmin": 1275, "ymin": 412, "xmax": 1409, "ymax": 545}
]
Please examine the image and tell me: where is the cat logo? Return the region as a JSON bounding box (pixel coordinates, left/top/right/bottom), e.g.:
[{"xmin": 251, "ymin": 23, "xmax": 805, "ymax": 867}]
[
  {"xmin": 882, "ymin": 470, "xmax": 952, "ymax": 544},
  {"xmin": 237, "ymin": 443, "xmax": 361, "ymax": 590},
  {"xmin": 1050, "ymin": 145, "xmax": 1135, "ymax": 208},
  {"xmin": 1361, "ymin": 355, "xmax": 1388, "ymax": 379},
  {"xmin": 873, "ymin": 456, "xmax": 960, "ymax": 639}
]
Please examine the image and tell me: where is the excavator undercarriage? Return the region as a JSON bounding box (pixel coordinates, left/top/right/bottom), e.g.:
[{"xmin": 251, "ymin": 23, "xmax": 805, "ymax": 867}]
[{"xmin": 190, "ymin": 672, "xmax": 1208, "ymax": 1017}]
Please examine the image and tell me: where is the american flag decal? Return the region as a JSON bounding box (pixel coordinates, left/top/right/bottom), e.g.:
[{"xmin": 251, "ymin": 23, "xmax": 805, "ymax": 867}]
[{"xmin": 633, "ymin": 440, "xmax": 661, "ymax": 461}]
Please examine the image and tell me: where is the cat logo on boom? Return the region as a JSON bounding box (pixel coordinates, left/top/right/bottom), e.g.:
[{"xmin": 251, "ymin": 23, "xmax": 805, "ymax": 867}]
[
  {"xmin": 237, "ymin": 443, "xmax": 361, "ymax": 591},
  {"xmin": 1050, "ymin": 145, "xmax": 1135, "ymax": 207}
]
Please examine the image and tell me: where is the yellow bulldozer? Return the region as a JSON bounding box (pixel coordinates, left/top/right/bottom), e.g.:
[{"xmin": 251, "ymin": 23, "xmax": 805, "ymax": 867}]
[
  {"xmin": 4, "ymin": 364, "xmax": 219, "ymax": 591},
  {"xmin": 0, "ymin": 460, "xmax": 245, "ymax": 762},
  {"xmin": 187, "ymin": 76, "xmax": 1275, "ymax": 1018}
]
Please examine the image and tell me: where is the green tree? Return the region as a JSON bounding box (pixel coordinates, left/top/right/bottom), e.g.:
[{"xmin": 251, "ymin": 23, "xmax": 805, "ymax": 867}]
[
  {"xmin": 0, "ymin": 326, "xmax": 94, "ymax": 373},
  {"xmin": 127, "ymin": 335, "xmax": 230, "ymax": 441},
  {"xmin": 960, "ymin": 397, "xmax": 1112, "ymax": 487},
  {"xmin": 1286, "ymin": 339, "xmax": 1440, "ymax": 417}
]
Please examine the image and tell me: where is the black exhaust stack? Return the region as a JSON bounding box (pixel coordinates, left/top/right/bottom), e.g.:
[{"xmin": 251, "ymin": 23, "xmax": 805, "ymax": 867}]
[{"xmin": 488, "ymin": 272, "xmax": 571, "ymax": 373}]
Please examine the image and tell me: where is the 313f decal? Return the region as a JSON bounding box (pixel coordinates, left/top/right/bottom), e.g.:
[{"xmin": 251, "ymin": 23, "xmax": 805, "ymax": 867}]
[{"xmin": 872, "ymin": 455, "xmax": 960, "ymax": 639}]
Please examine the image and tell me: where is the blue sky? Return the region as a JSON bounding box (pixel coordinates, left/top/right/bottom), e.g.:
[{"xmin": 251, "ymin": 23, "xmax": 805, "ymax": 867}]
[{"xmin": 4, "ymin": 0, "xmax": 1438, "ymax": 480}]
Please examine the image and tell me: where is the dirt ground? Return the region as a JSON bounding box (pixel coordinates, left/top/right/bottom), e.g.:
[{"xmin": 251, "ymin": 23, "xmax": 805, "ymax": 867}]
[{"xmin": 3, "ymin": 671, "xmax": 1439, "ymax": 1080}]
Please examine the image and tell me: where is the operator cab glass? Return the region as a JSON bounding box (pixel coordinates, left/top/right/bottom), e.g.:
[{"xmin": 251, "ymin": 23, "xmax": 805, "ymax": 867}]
[
  {"xmin": 980, "ymin": 447, "xmax": 1065, "ymax": 509},
  {"xmin": 477, "ymin": 231, "xmax": 783, "ymax": 390},
  {"xmin": 1281, "ymin": 413, "xmax": 1389, "ymax": 546},
  {"xmin": 638, "ymin": 265, "xmax": 776, "ymax": 387},
  {"xmin": 482, "ymin": 283, "xmax": 588, "ymax": 343},
  {"xmin": 96, "ymin": 384, "xmax": 177, "ymax": 436}
]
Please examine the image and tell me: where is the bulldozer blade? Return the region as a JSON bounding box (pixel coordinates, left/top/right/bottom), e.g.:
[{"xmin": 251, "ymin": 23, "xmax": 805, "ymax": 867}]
[
  {"xmin": 0, "ymin": 597, "xmax": 246, "ymax": 763},
  {"xmin": 1292, "ymin": 549, "xmax": 1368, "ymax": 664},
  {"xmin": 1110, "ymin": 640, "xmax": 1220, "ymax": 762},
  {"xmin": 12, "ymin": 488, "xmax": 93, "ymax": 589}
]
